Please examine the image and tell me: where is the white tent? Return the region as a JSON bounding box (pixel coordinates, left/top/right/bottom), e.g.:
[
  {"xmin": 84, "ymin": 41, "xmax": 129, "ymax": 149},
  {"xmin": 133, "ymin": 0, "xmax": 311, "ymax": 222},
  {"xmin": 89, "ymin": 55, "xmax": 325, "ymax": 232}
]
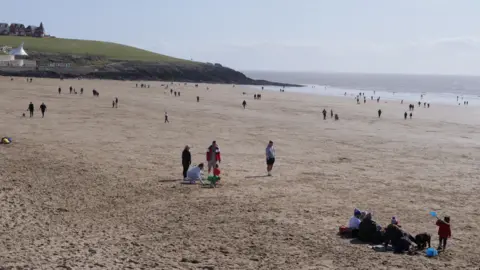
[{"xmin": 9, "ymin": 42, "xmax": 28, "ymax": 56}]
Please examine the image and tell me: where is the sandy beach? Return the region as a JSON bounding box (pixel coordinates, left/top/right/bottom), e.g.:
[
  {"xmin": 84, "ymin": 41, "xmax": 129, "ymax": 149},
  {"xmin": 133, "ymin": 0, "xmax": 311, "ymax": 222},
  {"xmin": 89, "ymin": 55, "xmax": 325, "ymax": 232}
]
[{"xmin": 0, "ymin": 76, "xmax": 479, "ymax": 269}]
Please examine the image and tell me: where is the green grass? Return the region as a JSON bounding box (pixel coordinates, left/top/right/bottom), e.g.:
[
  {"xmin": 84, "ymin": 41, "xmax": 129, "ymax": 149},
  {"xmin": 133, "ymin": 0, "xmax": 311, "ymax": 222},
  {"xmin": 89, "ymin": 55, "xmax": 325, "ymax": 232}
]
[{"xmin": 0, "ymin": 36, "xmax": 191, "ymax": 63}]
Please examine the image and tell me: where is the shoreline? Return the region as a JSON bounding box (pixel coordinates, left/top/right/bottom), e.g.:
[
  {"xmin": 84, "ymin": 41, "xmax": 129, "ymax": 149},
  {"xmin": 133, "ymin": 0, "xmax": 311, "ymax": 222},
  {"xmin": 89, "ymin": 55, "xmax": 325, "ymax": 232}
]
[{"xmin": 247, "ymin": 84, "xmax": 478, "ymax": 106}]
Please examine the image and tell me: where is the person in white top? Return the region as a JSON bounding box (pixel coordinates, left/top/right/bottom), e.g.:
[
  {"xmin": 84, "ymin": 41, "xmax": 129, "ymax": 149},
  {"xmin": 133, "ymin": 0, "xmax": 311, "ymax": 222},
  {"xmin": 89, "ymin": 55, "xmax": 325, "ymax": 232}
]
[
  {"xmin": 185, "ymin": 163, "xmax": 204, "ymax": 184},
  {"xmin": 348, "ymin": 209, "xmax": 362, "ymax": 230}
]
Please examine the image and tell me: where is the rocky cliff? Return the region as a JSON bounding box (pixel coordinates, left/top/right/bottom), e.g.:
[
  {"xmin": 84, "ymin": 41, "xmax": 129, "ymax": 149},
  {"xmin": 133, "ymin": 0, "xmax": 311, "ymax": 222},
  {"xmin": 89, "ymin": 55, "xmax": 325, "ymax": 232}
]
[{"xmin": 0, "ymin": 52, "xmax": 300, "ymax": 86}]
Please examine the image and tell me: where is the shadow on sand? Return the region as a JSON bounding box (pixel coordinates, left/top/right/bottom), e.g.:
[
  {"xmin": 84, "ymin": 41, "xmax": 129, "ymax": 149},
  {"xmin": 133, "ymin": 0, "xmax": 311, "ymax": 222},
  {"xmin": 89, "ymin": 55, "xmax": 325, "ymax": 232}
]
[
  {"xmin": 158, "ymin": 179, "xmax": 182, "ymax": 182},
  {"xmin": 245, "ymin": 175, "xmax": 270, "ymax": 179}
]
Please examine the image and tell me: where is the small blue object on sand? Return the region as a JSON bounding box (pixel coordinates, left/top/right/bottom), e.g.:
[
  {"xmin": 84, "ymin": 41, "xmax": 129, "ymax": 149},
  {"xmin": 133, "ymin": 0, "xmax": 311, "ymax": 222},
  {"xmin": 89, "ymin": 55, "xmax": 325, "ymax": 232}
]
[
  {"xmin": 430, "ymin": 211, "xmax": 437, "ymax": 217},
  {"xmin": 426, "ymin": 247, "xmax": 438, "ymax": 257}
]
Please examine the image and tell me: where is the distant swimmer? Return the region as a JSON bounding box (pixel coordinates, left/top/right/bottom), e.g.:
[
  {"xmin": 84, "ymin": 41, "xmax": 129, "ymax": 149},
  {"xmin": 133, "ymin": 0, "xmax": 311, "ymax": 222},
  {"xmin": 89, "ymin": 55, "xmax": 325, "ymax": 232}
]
[
  {"xmin": 378, "ymin": 109, "xmax": 382, "ymax": 118},
  {"xmin": 322, "ymin": 109, "xmax": 327, "ymax": 120},
  {"xmin": 404, "ymin": 112, "xmax": 407, "ymax": 120},
  {"xmin": 40, "ymin": 102, "xmax": 47, "ymax": 118},
  {"xmin": 242, "ymin": 100, "xmax": 247, "ymax": 109}
]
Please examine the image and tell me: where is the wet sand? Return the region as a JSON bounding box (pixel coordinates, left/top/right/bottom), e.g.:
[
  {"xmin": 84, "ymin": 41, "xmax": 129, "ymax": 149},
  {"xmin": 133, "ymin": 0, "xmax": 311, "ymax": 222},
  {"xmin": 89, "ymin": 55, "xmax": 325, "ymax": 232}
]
[{"xmin": 0, "ymin": 76, "xmax": 479, "ymax": 269}]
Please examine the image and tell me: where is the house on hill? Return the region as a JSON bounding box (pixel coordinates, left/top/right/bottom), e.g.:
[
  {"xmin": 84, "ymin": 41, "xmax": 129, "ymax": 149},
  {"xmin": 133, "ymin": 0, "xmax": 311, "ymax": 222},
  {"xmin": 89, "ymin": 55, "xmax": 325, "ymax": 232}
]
[
  {"xmin": 25, "ymin": 25, "xmax": 37, "ymax": 36},
  {"xmin": 9, "ymin": 23, "xmax": 26, "ymax": 36},
  {"xmin": 0, "ymin": 23, "xmax": 9, "ymax": 35},
  {"xmin": 33, "ymin": 22, "xmax": 45, "ymax": 37}
]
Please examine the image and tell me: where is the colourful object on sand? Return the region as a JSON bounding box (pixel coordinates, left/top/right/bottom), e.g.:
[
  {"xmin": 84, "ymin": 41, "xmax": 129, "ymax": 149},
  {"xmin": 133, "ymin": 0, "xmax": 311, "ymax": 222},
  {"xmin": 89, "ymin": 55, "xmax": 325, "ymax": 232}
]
[
  {"xmin": 1, "ymin": 137, "xmax": 12, "ymax": 144},
  {"xmin": 430, "ymin": 211, "xmax": 437, "ymax": 218},
  {"xmin": 426, "ymin": 247, "xmax": 438, "ymax": 257}
]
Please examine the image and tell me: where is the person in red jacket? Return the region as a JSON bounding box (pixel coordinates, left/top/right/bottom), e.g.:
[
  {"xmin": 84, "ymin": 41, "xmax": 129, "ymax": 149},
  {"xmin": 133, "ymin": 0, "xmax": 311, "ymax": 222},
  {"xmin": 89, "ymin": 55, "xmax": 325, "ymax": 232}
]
[
  {"xmin": 213, "ymin": 164, "xmax": 221, "ymax": 181},
  {"xmin": 436, "ymin": 216, "xmax": 451, "ymax": 250},
  {"xmin": 206, "ymin": 141, "xmax": 221, "ymax": 174}
]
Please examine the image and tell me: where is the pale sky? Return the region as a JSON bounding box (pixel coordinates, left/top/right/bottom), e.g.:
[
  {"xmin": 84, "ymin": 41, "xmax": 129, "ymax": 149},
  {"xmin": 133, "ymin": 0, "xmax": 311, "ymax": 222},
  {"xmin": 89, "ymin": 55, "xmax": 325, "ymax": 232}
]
[{"xmin": 3, "ymin": 0, "xmax": 480, "ymax": 74}]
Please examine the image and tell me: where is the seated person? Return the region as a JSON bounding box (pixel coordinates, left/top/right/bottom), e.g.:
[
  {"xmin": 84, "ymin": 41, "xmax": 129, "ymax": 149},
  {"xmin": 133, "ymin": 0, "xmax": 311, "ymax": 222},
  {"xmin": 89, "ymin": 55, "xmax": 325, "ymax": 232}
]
[
  {"xmin": 358, "ymin": 213, "xmax": 376, "ymax": 241},
  {"xmin": 340, "ymin": 209, "xmax": 362, "ymax": 238},
  {"xmin": 184, "ymin": 163, "xmax": 204, "ymax": 184},
  {"xmin": 384, "ymin": 223, "xmax": 415, "ymax": 253}
]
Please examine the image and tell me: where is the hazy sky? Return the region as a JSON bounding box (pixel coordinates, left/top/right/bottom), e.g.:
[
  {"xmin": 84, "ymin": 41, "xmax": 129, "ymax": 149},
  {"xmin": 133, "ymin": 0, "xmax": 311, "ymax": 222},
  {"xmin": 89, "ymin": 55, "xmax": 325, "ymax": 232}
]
[{"xmin": 4, "ymin": 0, "xmax": 480, "ymax": 74}]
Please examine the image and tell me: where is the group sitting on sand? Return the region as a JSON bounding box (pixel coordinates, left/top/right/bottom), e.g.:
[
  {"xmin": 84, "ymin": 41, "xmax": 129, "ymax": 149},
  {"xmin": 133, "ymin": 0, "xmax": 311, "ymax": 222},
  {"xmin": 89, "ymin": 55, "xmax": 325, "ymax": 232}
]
[{"xmin": 340, "ymin": 208, "xmax": 451, "ymax": 255}]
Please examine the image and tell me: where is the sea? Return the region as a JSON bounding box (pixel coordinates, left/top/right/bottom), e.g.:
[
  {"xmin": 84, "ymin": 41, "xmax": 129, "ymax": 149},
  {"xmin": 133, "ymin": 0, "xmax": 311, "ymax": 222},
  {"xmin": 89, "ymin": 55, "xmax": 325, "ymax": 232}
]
[{"xmin": 243, "ymin": 71, "xmax": 480, "ymax": 106}]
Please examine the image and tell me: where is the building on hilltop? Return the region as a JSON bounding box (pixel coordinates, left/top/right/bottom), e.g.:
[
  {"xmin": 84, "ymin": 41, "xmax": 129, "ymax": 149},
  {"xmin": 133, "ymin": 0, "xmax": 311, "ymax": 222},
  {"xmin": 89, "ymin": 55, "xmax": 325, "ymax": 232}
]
[
  {"xmin": 33, "ymin": 22, "xmax": 45, "ymax": 37},
  {"xmin": 9, "ymin": 23, "xmax": 26, "ymax": 36},
  {"xmin": 0, "ymin": 22, "xmax": 45, "ymax": 37},
  {"xmin": 25, "ymin": 25, "xmax": 37, "ymax": 36},
  {"xmin": 0, "ymin": 23, "xmax": 9, "ymax": 35}
]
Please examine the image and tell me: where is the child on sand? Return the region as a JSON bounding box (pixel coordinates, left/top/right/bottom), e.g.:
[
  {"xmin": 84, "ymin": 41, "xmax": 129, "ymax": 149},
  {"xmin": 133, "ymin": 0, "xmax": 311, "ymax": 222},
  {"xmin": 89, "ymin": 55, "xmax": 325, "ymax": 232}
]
[
  {"xmin": 436, "ymin": 216, "xmax": 451, "ymax": 250},
  {"xmin": 213, "ymin": 164, "xmax": 221, "ymax": 181}
]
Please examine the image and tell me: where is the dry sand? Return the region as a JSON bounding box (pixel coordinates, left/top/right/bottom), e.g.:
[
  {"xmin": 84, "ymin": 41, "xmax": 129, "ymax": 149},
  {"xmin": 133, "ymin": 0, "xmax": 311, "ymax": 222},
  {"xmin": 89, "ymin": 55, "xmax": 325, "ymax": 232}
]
[{"xmin": 0, "ymin": 76, "xmax": 479, "ymax": 269}]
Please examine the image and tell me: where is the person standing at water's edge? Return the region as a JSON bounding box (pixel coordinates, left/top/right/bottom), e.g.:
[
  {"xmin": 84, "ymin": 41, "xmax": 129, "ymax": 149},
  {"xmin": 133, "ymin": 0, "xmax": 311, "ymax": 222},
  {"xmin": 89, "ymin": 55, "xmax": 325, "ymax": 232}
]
[
  {"xmin": 182, "ymin": 145, "xmax": 192, "ymax": 178},
  {"xmin": 266, "ymin": 141, "xmax": 276, "ymax": 176}
]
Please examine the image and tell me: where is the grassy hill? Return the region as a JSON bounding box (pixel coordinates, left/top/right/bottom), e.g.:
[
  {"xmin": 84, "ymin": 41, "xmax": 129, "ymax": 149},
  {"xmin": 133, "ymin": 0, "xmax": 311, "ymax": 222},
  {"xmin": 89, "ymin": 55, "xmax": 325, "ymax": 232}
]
[{"xmin": 0, "ymin": 36, "xmax": 189, "ymax": 62}]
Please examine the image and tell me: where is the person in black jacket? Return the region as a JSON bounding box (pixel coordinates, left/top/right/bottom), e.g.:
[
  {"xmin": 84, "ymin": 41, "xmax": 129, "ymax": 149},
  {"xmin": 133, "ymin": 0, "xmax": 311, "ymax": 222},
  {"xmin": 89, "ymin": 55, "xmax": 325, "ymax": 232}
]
[
  {"xmin": 40, "ymin": 103, "xmax": 47, "ymax": 118},
  {"xmin": 182, "ymin": 145, "xmax": 192, "ymax": 178},
  {"xmin": 358, "ymin": 213, "xmax": 384, "ymax": 244},
  {"xmin": 27, "ymin": 102, "xmax": 34, "ymax": 117}
]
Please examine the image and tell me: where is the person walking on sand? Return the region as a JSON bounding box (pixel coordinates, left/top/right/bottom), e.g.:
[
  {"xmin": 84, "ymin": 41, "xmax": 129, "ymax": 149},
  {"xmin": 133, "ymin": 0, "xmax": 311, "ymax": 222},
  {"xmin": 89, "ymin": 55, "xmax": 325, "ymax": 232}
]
[
  {"xmin": 409, "ymin": 112, "xmax": 412, "ymax": 119},
  {"xmin": 330, "ymin": 109, "xmax": 333, "ymax": 118},
  {"xmin": 197, "ymin": 96, "xmax": 200, "ymax": 102},
  {"xmin": 115, "ymin": 97, "xmax": 118, "ymax": 108},
  {"xmin": 182, "ymin": 145, "xmax": 192, "ymax": 178},
  {"xmin": 40, "ymin": 102, "xmax": 47, "ymax": 118},
  {"xmin": 58, "ymin": 87, "xmax": 61, "ymax": 94},
  {"xmin": 322, "ymin": 109, "xmax": 327, "ymax": 120},
  {"xmin": 404, "ymin": 112, "xmax": 407, "ymax": 120},
  {"xmin": 112, "ymin": 100, "xmax": 115, "ymax": 108},
  {"xmin": 378, "ymin": 109, "xmax": 382, "ymax": 118},
  {"xmin": 27, "ymin": 102, "xmax": 34, "ymax": 118},
  {"xmin": 242, "ymin": 100, "xmax": 247, "ymax": 109},
  {"xmin": 266, "ymin": 140, "xmax": 276, "ymax": 176},
  {"xmin": 206, "ymin": 141, "xmax": 221, "ymax": 174},
  {"xmin": 69, "ymin": 86, "xmax": 72, "ymax": 94},
  {"xmin": 164, "ymin": 111, "xmax": 169, "ymax": 123},
  {"xmin": 80, "ymin": 88, "xmax": 83, "ymax": 95}
]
